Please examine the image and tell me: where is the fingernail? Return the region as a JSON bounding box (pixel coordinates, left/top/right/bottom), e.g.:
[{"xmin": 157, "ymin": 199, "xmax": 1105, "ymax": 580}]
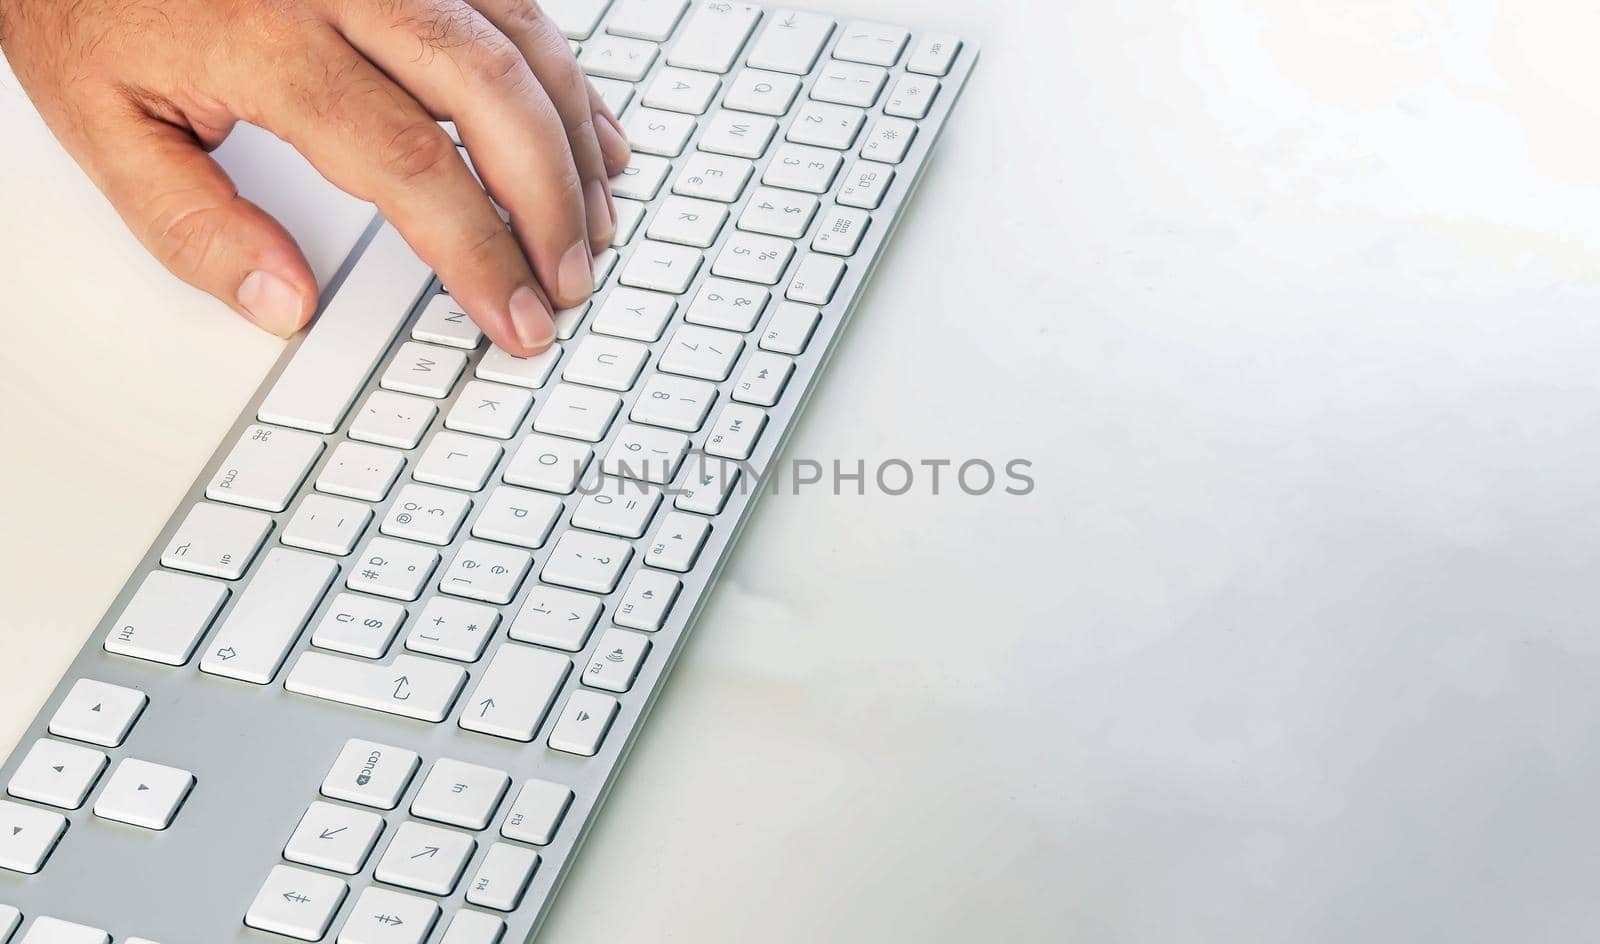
[
  {"xmin": 509, "ymin": 285, "xmax": 555, "ymax": 350},
  {"xmin": 558, "ymin": 240, "xmax": 594, "ymax": 304},
  {"xmin": 595, "ymin": 112, "xmax": 631, "ymax": 165},
  {"xmin": 237, "ymin": 269, "xmax": 305, "ymax": 338},
  {"xmin": 584, "ymin": 178, "xmax": 615, "ymax": 247}
]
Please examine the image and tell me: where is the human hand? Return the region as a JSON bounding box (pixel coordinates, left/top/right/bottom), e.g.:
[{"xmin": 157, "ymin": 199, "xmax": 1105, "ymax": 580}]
[{"xmin": 0, "ymin": 0, "xmax": 631, "ymax": 353}]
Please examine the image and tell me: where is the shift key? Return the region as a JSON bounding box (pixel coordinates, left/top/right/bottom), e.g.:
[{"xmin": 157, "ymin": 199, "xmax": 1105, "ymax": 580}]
[{"xmin": 285, "ymin": 652, "xmax": 467, "ymax": 723}]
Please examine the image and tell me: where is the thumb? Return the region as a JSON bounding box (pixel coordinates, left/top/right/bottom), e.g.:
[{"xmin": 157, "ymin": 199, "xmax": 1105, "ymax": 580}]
[{"xmin": 85, "ymin": 109, "xmax": 317, "ymax": 338}]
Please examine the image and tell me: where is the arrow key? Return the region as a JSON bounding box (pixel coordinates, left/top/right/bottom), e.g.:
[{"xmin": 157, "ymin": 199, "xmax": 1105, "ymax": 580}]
[
  {"xmin": 338, "ymin": 886, "xmax": 439, "ymax": 944},
  {"xmin": 244, "ymin": 864, "xmax": 348, "ymax": 941},
  {"xmin": 375, "ymin": 821, "xmax": 475, "ymax": 896},
  {"xmin": 6, "ymin": 739, "xmax": 107, "ymax": 810},
  {"xmin": 0, "ymin": 799, "xmax": 67, "ymax": 874},
  {"xmin": 284, "ymin": 801, "xmax": 385, "ymax": 875},
  {"xmin": 92, "ymin": 758, "xmax": 194, "ymax": 830}
]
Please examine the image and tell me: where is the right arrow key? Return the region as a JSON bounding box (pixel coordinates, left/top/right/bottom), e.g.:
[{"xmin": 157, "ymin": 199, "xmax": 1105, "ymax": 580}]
[{"xmin": 91, "ymin": 758, "xmax": 194, "ymax": 830}]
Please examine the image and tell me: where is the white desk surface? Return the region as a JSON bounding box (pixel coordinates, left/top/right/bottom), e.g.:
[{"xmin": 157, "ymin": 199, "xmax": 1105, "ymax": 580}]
[{"xmin": 4, "ymin": 2, "xmax": 1600, "ymax": 940}]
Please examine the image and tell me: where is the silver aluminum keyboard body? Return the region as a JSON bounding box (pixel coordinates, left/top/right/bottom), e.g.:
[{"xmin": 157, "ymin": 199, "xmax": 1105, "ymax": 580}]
[{"xmin": 0, "ymin": 4, "xmax": 975, "ymax": 941}]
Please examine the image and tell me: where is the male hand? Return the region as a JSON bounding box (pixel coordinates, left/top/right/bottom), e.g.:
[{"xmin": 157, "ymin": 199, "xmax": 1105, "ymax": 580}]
[{"xmin": 0, "ymin": 0, "xmax": 631, "ymax": 354}]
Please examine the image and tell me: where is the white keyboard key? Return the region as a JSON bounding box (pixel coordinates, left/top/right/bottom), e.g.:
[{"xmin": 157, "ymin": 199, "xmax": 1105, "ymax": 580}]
[
  {"xmin": 861, "ymin": 116, "xmax": 917, "ymax": 164},
  {"xmin": 724, "ymin": 68, "xmax": 800, "ymax": 115},
  {"xmin": 439, "ymin": 911, "xmax": 506, "ymax": 944},
  {"xmin": 541, "ymin": 530, "xmax": 633, "ymax": 593},
  {"xmin": 592, "ymin": 287, "xmax": 678, "ymax": 341},
  {"xmin": 543, "ymin": 0, "xmax": 611, "ymax": 38},
  {"xmin": 613, "ymin": 198, "xmax": 646, "ymax": 245},
  {"xmin": 747, "ymin": 8, "xmax": 833, "ymax": 74},
  {"xmin": 476, "ymin": 343, "xmax": 562, "ymax": 390},
  {"xmin": 712, "ymin": 231, "xmax": 794, "ymax": 285},
  {"xmin": 0, "ymin": 800, "xmax": 66, "ymax": 874},
  {"xmin": 760, "ymin": 301, "xmax": 821, "ymax": 354},
  {"xmin": 686, "ymin": 278, "xmax": 770, "ymax": 331},
  {"xmin": 205, "ymin": 424, "xmax": 323, "ymax": 513},
  {"xmin": 283, "ymin": 494, "xmax": 372, "ymax": 555},
  {"xmin": 407, "ymin": 596, "xmax": 500, "ymax": 662},
  {"xmin": 312, "ymin": 593, "xmax": 407, "ymax": 658},
  {"xmin": 349, "ymin": 390, "xmax": 437, "ymax": 450},
  {"xmin": 6, "ymin": 739, "xmax": 106, "ymax": 810},
  {"xmin": 532, "ymin": 383, "xmax": 623, "ymax": 442},
  {"xmin": 602, "ymin": 424, "xmax": 690, "ymax": 484},
  {"xmin": 667, "ymin": 1, "xmax": 761, "ymax": 73},
  {"xmin": 703, "ymin": 403, "xmax": 768, "ymax": 459},
  {"xmin": 258, "ymin": 225, "xmax": 429, "ymax": 435},
  {"xmin": 503, "ymin": 432, "xmax": 595, "ymax": 493},
  {"xmin": 318, "ymin": 441, "xmax": 406, "ymax": 502},
  {"xmin": 619, "ymin": 239, "xmax": 703, "ymax": 294},
  {"xmin": 246, "ymin": 866, "xmax": 349, "ymax": 942},
  {"xmin": 584, "ymin": 628, "xmax": 652, "ymax": 692},
  {"xmin": 0, "ymin": 907, "xmax": 17, "ymax": 941},
  {"xmin": 738, "ymin": 186, "xmax": 819, "ymax": 238},
  {"xmin": 610, "ymin": 153, "xmax": 671, "ymax": 200},
  {"xmin": 836, "ymin": 158, "xmax": 895, "ymax": 209},
  {"xmin": 286, "ymin": 652, "xmax": 467, "ymax": 723},
  {"xmin": 548, "ymin": 690, "xmax": 620, "ymax": 756},
  {"xmin": 460, "ymin": 643, "xmax": 572, "ymax": 742},
  {"xmin": 811, "ymin": 59, "xmax": 888, "ymax": 107},
  {"xmin": 467, "ymin": 843, "xmax": 539, "ymax": 912},
  {"xmin": 646, "ymin": 195, "xmax": 729, "ymax": 247},
  {"xmin": 589, "ymin": 75, "xmax": 634, "ymax": 115},
  {"xmin": 501, "ymin": 780, "xmax": 573, "ymax": 845},
  {"xmin": 579, "ymin": 33, "xmax": 657, "ymax": 81},
  {"xmin": 376, "ymin": 823, "xmax": 475, "ymax": 896},
  {"xmin": 614, "ymin": 570, "xmax": 682, "ymax": 631},
  {"xmin": 659, "ymin": 324, "xmax": 745, "ymax": 380},
  {"xmin": 347, "ymin": 537, "xmax": 440, "ymax": 601},
  {"xmin": 93, "ymin": 758, "xmax": 194, "ymax": 830},
  {"xmin": 698, "ymin": 110, "xmax": 776, "ymax": 158},
  {"xmin": 885, "ymin": 73, "xmax": 939, "ymax": 119},
  {"xmin": 572, "ymin": 476, "xmax": 663, "ymax": 538},
  {"xmin": 445, "ymin": 381, "xmax": 533, "ymax": 440},
  {"xmin": 563, "ymin": 335, "xmax": 650, "ymax": 391},
  {"xmin": 907, "ymin": 32, "xmax": 962, "ymax": 76},
  {"xmin": 18, "ymin": 919, "xmax": 107, "ymax": 944},
  {"xmin": 414, "ymin": 432, "xmax": 502, "ymax": 491},
  {"xmin": 833, "ymin": 20, "xmax": 909, "ymax": 66},
  {"xmin": 621, "ymin": 107, "xmax": 695, "ymax": 157},
  {"xmin": 104, "ymin": 571, "xmax": 228, "ymax": 665},
  {"xmin": 411, "ymin": 294, "xmax": 482, "ymax": 349},
  {"xmin": 508, "ymin": 587, "xmax": 602, "ymax": 651},
  {"xmin": 673, "ymin": 151, "xmax": 754, "ymax": 202},
  {"xmin": 322, "ymin": 739, "xmax": 420, "ymax": 810},
  {"xmin": 382, "ymin": 484, "xmax": 471, "ymax": 546},
  {"xmin": 674, "ymin": 453, "xmax": 742, "ymax": 514},
  {"xmin": 285, "ymin": 801, "xmax": 385, "ymax": 875},
  {"xmin": 439, "ymin": 540, "xmax": 532, "ymax": 605},
  {"xmin": 607, "ymin": 0, "xmax": 688, "ymax": 40},
  {"xmin": 201, "ymin": 548, "xmax": 337, "ymax": 684},
  {"xmin": 785, "ymin": 251, "xmax": 846, "ymax": 305},
  {"xmin": 812, "ymin": 205, "xmax": 870, "ymax": 255},
  {"xmin": 761, "ymin": 143, "xmax": 841, "ymax": 193},
  {"xmin": 160, "ymin": 501, "xmax": 271, "ymax": 580},
  {"xmin": 787, "ymin": 101, "xmax": 865, "ymax": 149},
  {"xmin": 731, "ymin": 350, "xmax": 795, "ymax": 406},
  {"xmin": 642, "ymin": 67, "xmax": 720, "ymax": 114},
  {"xmin": 411, "ymin": 759, "xmax": 510, "ymax": 830},
  {"xmin": 340, "ymin": 887, "xmax": 439, "ymax": 944},
  {"xmin": 48, "ymin": 679, "xmax": 147, "ymax": 748},
  {"xmin": 646, "ymin": 511, "xmax": 712, "ymax": 572},
  {"xmin": 381, "ymin": 341, "xmax": 468, "ymax": 399},
  {"xmin": 472, "ymin": 486, "xmax": 562, "ymax": 549},
  {"xmin": 630, "ymin": 373, "xmax": 717, "ymax": 431}
]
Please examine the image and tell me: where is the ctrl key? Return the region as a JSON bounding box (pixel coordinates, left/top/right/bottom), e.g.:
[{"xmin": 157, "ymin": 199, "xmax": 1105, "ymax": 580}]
[
  {"xmin": 0, "ymin": 800, "xmax": 66, "ymax": 875},
  {"xmin": 245, "ymin": 865, "xmax": 348, "ymax": 942}
]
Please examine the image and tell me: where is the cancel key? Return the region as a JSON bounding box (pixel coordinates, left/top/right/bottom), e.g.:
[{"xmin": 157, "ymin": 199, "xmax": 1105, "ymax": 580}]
[{"xmin": 320, "ymin": 739, "xmax": 420, "ymax": 811}]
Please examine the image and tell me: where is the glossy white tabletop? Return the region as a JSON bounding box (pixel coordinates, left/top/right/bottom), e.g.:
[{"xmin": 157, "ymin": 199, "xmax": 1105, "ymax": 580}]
[{"xmin": 4, "ymin": 2, "xmax": 1600, "ymax": 940}]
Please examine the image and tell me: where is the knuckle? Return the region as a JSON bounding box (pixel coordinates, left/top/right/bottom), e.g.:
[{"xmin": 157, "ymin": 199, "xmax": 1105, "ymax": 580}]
[
  {"xmin": 463, "ymin": 32, "xmax": 530, "ymax": 90},
  {"xmin": 150, "ymin": 203, "xmax": 229, "ymax": 277},
  {"xmin": 380, "ymin": 120, "xmax": 456, "ymax": 182}
]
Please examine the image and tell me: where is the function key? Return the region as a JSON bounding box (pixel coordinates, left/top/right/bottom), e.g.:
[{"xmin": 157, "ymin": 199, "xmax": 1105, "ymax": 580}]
[
  {"xmin": 48, "ymin": 679, "xmax": 147, "ymax": 748},
  {"xmin": 907, "ymin": 33, "xmax": 963, "ymax": 76},
  {"xmin": 410, "ymin": 759, "xmax": 511, "ymax": 831},
  {"xmin": 501, "ymin": 779, "xmax": 574, "ymax": 846}
]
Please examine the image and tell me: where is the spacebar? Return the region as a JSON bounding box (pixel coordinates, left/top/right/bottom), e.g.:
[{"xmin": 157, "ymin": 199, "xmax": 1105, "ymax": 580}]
[
  {"xmin": 257, "ymin": 222, "xmax": 433, "ymax": 434},
  {"xmin": 284, "ymin": 652, "xmax": 467, "ymax": 723}
]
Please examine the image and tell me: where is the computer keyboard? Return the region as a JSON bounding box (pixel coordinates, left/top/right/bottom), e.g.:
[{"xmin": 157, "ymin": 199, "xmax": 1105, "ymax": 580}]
[{"xmin": 0, "ymin": 3, "xmax": 974, "ymax": 941}]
